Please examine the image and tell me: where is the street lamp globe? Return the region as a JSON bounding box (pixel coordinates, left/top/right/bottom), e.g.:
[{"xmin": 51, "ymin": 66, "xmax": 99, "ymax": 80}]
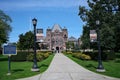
[{"xmin": 32, "ymin": 18, "xmax": 37, "ymax": 26}]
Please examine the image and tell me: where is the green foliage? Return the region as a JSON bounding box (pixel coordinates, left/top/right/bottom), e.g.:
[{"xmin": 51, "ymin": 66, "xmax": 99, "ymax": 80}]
[
  {"xmin": 43, "ymin": 53, "xmax": 50, "ymax": 59},
  {"xmin": 78, "ymin": 0, "xmax": 120, "ymax": 51},
  {"xmin": 17, "ymin": 31, "xmax": 34, "ymax": 50},
  {"xmin": 72, "ymin": 52, "xmax": 91, "ymax": 60},
  {"xmin": 11, "ymin": 51, "xmax": 52, "ymax": 62},
  {"xmin": 26, "ymin": 52, "xmax": 51, "ymax": 62},
  {"xmin": 0, "ymin": 10, "xmax": 12, "ymax": 46},
  {"xmin": 37, "ymin": 53, "xmax": 43, "ymax": 61},
  {"xmin": 26, "ymin": 53, "xmax": 34, "ymax": 61},
  {"xmin": 66, "ymin": 51, "xmax": 72, "ymax": 54},
  {"xmin": 37, "ymin": 50, "xmax": 52, "ymax": 54},
  {"xmin": 80, "ymin": 26, "xmax": 90, "ymax": 49},
  {"xmin": 11, "ymin": 52, "xmax": 30, "ymax": 61},
  {"xmin": 100, "ymin": 26, "xmax": 115, "ymax": 50},
  {"xmin": 62, "ymin": 51, "xmax": 73, "ymax": 55},
  {"xmin": 0, "ymin": 54, "xmax": 54, "ymax": 80},
  {"xmin": 64, "ymin": 51, "xmax": 91, "ymax": 60},
  {"xmin": 62, "ymin": 51, "xmax": 66, "ymax": 54},
  {"xmin": 65, "ymin": 51, "xmax": 116, "ymax": 61},
  {"xmin": 115, "ymin": 58, "xmax": 120, "ymax": 63},
  {"xmin": 106, "ymin": 52, "xmax": 116, "ymax": 60},
  {"xmin": 115, "ymin": 53, "xmax": 120, "ymax": 58},
  {"xmin": 67, "ymin": 54, "xmax": 120, "ymax": 78},
  {"xmin": 66, "ymin": 42, "xmax": 75, "ymax": 49},
  {"xmin": 83, "ymin": 51, "xmax": 116, "ymax": 60}
]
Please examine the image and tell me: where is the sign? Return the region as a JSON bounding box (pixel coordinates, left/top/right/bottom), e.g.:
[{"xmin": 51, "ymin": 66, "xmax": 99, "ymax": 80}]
[
  {"xmin": 90, "ymin": 30, "xmax": 97, "ymax": 42},
  {"xmin": 3, "ymin": 45, "xmax": 17, "ymax": 55}
]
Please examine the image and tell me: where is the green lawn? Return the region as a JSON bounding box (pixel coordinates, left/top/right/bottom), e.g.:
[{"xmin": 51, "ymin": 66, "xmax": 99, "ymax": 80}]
[
  {"xmin": 66, "ymin": 54, "xmax": 120, "ymax": 78},
  {"xmin": 0, "ymin": 54, "xmax": 54, "ymax": 80}
]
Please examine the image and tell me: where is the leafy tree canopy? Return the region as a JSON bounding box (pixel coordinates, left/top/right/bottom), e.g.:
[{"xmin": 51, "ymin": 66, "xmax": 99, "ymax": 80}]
[
  {"xmin": 79, "ymin": 0, "xmax": 120, "ymax": 51},
  {"xmin": 17, "ymin": 31, "xmax": 34, "ymax": 50},
  {"xmin": 0, "ymin": 10, "xmax": 12, "ymax": 46}
]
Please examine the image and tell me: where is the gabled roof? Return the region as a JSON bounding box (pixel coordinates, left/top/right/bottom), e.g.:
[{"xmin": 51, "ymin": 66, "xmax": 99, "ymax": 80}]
[
  {"xmin": 52, "ymin": 24, "xmax": 62, "ymax": 32},
  {"xmin": 68, "ymin": 36, "xmax": 77, "ymax": 42}
]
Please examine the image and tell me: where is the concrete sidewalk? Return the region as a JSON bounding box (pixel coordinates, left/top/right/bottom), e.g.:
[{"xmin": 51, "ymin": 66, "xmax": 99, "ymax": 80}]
[{"xmin": 18, "ymin": 53, "xmax": 119, "ymax": 80}]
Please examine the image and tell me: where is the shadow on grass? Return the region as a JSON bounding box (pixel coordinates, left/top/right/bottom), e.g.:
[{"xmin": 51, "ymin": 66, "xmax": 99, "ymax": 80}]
[
  {"xmin": 0, "ymin": 58, "xmax": 8, "ymax": 61},
  {"xmin": 85, "ymin": 64, "xmax": 97, "ymax": 69},
  {"xmin": 0, "ymin": 55, "xmax": 8, "ymax": 61},
  {"xmin": 12, "ymin": 69, "xmax": 24, "ymax": 73},
  {"xmin": 39, "ymin": 64, "xmax": 48, "ymax": 68}
]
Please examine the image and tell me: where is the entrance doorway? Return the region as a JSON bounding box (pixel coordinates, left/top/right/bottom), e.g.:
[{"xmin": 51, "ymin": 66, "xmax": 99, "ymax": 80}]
[{"xmin": 56, "ymin": 47, "xmax": 59, "ymax": 53}]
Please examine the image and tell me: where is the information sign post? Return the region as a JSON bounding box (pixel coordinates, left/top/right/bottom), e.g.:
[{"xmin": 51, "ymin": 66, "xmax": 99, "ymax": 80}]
[{"xmin": 3, "ymin": 45, "xmax": 17, "ymax": 75}]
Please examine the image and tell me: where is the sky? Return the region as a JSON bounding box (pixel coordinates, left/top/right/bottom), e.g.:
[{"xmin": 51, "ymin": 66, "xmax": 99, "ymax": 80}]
[{"xmin": 0, "ymin": 0, "xmax": 88, "ymax": 43}]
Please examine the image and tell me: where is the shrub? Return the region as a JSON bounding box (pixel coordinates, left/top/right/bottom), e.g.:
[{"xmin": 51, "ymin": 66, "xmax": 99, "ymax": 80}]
[
  {"xmin": 72, "ymin": 52, "xmax": 91, "ymax": 60},
  {"xmin": 43, "ymin": 53, "xmax": 50, "ymax": 59},
  {"xmin": 26, "ymin": 52, "xmax": 51, "ymax": 62},
  {"xmin": 71, "ymin": 50, "xmax": 81, "ymax": 53},
  {"xmin": 11, "ymin": 51, "xmax": 51, "ymax": 62},
  {"xmin": 62, "ymin": 51, "xmax": 67, "ymax": 54},
  {"xmin": 11, "ymin": 51, "xmax": 30, "ymax": 61},
  {"xmin": 115, "ymin": 58, "xmax": 120, "ymax": 63},
  {"xmin": 75, "ymin": 53, "xmax": 82, "ymax": 59},
  {"xmin": 81, "ymin": 54, "xmax": 91, "ymax": 60},
  {"xmin": 37, "ymin": 53, "xmax": 43, "ymax": 61},
  {"xmin": 62, "ymin": 51, "xmax": 72, "ymax": 55},
  {"xmin": 66, "ymin": 51, "xmax": 72, "ymax": 54},
  {"xmin": 115, "ymin": 53, "xmax": 120, "ymax": 58},
  {"xmin": 26, "ymin": 53, "xmax": 34, "ymax": 61},
  {"xmin": 47, "ymin": 52, "xmax": 52, "ymax": 55},
  {"xmin": 37, "ymin": 50, "xmax": 52, "ymax": 54}
]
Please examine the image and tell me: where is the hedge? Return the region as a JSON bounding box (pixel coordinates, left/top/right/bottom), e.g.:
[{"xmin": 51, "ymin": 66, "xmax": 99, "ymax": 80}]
[
  {"xmin": 26, "ymin": 52, "xmax": 51, "ymax": 62},
  {"xmin": 11, "ymin": 51, "xmax": 30, "ymax": 61},
  {"xmin": 11, "ymin": 51, "xmax": 52, "ymax": 61},
  {"xmin": 63, "ymin": 50, "xmax": 116, "ymax": 60}
]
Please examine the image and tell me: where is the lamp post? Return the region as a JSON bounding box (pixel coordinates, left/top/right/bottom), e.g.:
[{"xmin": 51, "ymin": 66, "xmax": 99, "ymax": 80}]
[
  {"xmin": 96, "ymin": 20, "xmax": 105, "ymax": 72},
  {"xmin": 31, "ymin": 18, "xmax": 39, "ymax": 72}
]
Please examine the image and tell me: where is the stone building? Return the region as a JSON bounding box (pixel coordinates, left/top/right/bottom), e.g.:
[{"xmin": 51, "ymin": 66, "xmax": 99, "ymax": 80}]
[
  {"xmin": 36, "ymin": 24, "xmax": 68, "ymax": 51},
  {"xmin": 68, "ymin": 36, "xmax": 78, "ymax": 46},
  {"xmin": 45, "ymin": 24, "xmax": 68, "ymax": 51}
]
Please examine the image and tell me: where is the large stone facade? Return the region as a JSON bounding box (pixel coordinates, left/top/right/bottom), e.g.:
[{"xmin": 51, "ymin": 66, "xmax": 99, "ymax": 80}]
[
  {"xmin": 45, "ymin": 24, "xmax": 68, "ymax": 51},
  {"xmin": 36, "ymin": 24, "xmax": 68, "ymax": 51}
]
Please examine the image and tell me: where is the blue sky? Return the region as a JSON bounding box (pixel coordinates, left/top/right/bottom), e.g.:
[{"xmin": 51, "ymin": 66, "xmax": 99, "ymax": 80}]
[{"xmin": 0, "ymin": 0, "xmax": 88, "ymax": 43}]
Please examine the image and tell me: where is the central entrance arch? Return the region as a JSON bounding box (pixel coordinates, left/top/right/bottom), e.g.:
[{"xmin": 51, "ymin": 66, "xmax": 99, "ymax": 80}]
[{"xmin": 56, "ymin": 47, "xmax": 59, "ymax": 53}]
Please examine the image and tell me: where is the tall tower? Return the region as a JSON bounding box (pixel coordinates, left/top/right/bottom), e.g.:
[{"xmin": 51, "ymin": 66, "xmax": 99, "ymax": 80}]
[
  {"xmin": 46, "ymin": 27, "xmax": 52, "ymax": 50},
  {"xmin": 62, "ymin": 27, "xmax": 68, "ymax": 50},
  {"xmin": 62, "ymin": 27, "xmax": 68, "ymax": 42}
]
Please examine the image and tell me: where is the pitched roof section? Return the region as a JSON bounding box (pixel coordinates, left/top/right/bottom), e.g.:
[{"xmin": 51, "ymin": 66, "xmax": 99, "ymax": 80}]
[
  {"xmin": 52, "ymin": 24, "xmax": 62, "ymax": 32},
  {"xmin": 68, "ymin": 36, "xmax": 77, "ymax": 42}
]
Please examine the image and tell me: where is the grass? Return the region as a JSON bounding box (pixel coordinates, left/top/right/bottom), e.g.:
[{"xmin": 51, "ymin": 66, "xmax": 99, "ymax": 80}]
[
  {"xmin": 0, "ymin": 54, "xmax": 54, "ymax": 80},
  {"xmin": 66, "ymin": 54, "xmax": 120, "ymax": 78}
]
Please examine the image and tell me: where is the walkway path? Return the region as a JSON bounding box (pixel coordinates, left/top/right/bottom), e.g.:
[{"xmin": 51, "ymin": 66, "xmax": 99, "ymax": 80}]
[{"xmin": 18, "ymin": 53, "xmax": 119, "ymax": 80}]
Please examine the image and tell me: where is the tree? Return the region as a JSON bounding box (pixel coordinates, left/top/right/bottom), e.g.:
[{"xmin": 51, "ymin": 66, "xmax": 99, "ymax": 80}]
[
  {"xmin": 66, "ymin": 41, "xmax": 74, "ymax": 50},
  {"xmin": 80, "ymin": 25, "xmax": 90, "ymax": 49},
  {"xmin": 78, "ymin": 0, "xmax": 119, "ymax": 51},
  {"xmin": 0, "ymin": 10, "xmax": 12, "ymax": 46},
  {"xmin": 17, "ymin": 31, "xmax": 34, "ymax": 50},
  {"xmin": 17, "ymin": 31, "xmax": 40, "ymax": 51},
  {"xmin": 114, "ymin": 12, "xmax": 120, "ymax": 52}
]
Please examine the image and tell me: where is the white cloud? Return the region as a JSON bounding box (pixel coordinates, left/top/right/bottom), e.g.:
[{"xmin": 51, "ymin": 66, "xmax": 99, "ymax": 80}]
[{"xmin": 0, "ymin": 0, "xmax": 88, "ymax": 11}]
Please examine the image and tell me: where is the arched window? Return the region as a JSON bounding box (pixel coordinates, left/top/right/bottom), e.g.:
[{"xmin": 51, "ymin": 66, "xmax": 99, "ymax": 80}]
[{"xmin": 64, "ymin": 34, "xmax": 67, "ymax": 38}]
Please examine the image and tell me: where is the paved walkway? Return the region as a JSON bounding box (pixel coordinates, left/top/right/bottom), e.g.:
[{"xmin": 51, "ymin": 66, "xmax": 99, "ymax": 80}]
[{"xmin": 18, "ymin": 53, "xmax": 119, "ymax": 80}]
